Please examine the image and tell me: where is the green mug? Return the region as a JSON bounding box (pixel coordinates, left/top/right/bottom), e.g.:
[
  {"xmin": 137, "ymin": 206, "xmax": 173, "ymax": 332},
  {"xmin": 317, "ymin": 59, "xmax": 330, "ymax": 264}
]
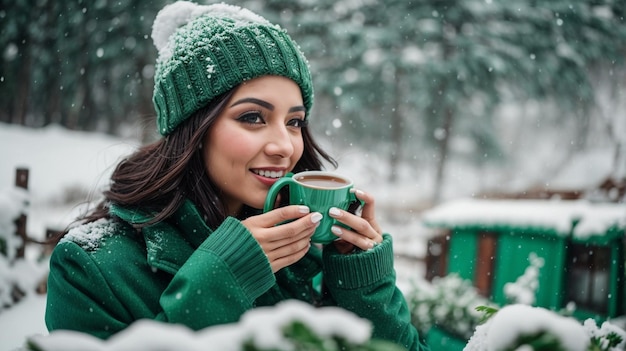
[{"xmin": 263, "ymin": 171, "xmax": 361, "ymax": 244}]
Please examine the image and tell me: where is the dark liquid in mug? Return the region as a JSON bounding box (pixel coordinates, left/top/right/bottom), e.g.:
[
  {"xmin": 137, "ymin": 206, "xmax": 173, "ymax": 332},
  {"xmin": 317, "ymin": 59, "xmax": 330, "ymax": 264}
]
[{"xmin": 295, "ymin": 175, "xmax": 349, "ymax": 189}]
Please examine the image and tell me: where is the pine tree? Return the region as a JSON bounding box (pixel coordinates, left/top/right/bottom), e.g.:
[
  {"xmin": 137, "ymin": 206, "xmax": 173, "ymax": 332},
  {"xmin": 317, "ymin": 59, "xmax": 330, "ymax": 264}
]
[
  {"xmin": 0, "ymin": 0, "xmax": 166, "ymax": 135},
  {"xmin": 393, "ymin": 0, "xmax": 626, "ymax": 201}
]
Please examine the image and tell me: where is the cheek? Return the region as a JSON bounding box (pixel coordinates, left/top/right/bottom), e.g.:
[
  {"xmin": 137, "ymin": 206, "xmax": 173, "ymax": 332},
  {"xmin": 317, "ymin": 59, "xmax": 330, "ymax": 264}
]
[
  {"xmin": 294, "ymin": 138, "xmax": 304, "ymax": 160},
  {"xmin": 223, "ymin": 132, "xmax": 259, "ymax": 159},
  {"xmin": 204, "ymin": 129, "xmax": 256, "ymax": 168}
]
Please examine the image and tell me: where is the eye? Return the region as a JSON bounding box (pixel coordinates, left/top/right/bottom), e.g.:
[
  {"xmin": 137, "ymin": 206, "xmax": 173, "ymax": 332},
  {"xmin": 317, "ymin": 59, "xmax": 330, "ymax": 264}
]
[
  {"xmin": 287, "ymin": 118, "xmax": 308, "ymax": 128},
  {"xmin": 236, "ymin": 111, "xmax": 265, "ymax": 125}
]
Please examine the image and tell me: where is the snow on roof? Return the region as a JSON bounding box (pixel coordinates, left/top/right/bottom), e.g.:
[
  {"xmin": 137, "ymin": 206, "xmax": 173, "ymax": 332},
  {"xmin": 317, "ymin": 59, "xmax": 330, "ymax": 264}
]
[{"xmin": 422, "ymin": 198, "xmax": 625, "ymax": 238}]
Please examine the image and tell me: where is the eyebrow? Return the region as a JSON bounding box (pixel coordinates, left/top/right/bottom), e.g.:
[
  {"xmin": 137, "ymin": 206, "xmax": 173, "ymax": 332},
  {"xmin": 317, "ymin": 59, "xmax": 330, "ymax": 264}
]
[{"xmin": 230, "ymin": 97, "xmax": 305, "ymax": 113}]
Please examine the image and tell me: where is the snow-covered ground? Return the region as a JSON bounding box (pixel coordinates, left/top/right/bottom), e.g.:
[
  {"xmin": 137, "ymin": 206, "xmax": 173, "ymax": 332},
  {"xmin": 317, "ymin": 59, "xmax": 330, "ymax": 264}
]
[
  {"xmin": 0, "ymin": 294, "xmax": 47, "ymax": 350},
  {"xmin": 0, "ymin": 122, "xmax": 623, "ymax": 351}
]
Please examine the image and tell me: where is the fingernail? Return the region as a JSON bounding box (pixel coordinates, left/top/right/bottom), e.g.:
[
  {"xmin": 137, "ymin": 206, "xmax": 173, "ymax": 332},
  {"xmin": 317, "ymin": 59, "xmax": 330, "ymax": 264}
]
[
  {"xmin": 299, "ymin": 206, "xmax": 310, "ymax": 213},
  {"xmin": 311, "ymin": 212, "xmax": 323, "ymax": 224},
  {"xmin": 350, "ymin": 188, "xmax": 364, "ymax": 196},
  {"xmin": 329, "ymin": 207, "xmax": 341, "ymax": 217},
  {"xmin": 331, "ymin": 226, "xmax": 343, "ymax": 236}
]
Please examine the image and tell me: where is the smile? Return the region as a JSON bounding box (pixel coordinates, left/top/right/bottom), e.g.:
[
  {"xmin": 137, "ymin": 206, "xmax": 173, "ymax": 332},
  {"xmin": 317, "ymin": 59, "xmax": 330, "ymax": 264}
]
[{"xmin": 251, "ymin": 169, "xmax": 285, "ymax": 179}]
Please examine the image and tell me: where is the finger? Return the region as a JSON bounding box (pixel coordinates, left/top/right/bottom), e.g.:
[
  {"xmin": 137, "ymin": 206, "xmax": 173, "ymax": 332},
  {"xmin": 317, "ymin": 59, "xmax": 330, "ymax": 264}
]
[
  {"xmin": 268, "ymin": 238, "xmax": 312, "ymax": 272},
  {"xmin": 260, "ymin": 211, "xmax": 323, "ymax": 248},
  {"xmin": 351, "ymin": 188, "xmax": 374, "ymax": 219},
  {"xmin": 349, "ymin": 189, "xmax": 382, "ymax": 234},
  {"xmin": 328, "ymin": 207, "xmax": 380, "ymax": 240},
  {"xmin": 268, "ymin": 214, "xmax": 321, "ymax": 247},
  {"xmin": 255, "ymin": 205, "xmax": 311, "ymax": 227},
  {"xmin": 267, "ymin": 236, "xmax": 311, "ymax": 262},
  {"xmin": 330, "ymin": 225, "xmax": 379, "ymax": 251}
]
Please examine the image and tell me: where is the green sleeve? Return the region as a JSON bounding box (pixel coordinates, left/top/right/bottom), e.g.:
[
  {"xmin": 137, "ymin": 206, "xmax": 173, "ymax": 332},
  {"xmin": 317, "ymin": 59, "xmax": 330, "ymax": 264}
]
[
  {"xmin": 322, "ymin": 234, "xmax": 427, "ymax": 351},
  {"xmin": 45, "ymin": 240, "xmax": 131, "ymax": 339},
  {"xmin": 156, "ymin": 217, "xmax": 275, "ymax": 329}
]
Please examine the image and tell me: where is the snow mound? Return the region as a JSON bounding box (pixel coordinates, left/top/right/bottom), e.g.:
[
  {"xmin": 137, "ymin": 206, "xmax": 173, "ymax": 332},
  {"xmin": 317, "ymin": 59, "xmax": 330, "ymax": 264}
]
[{"xmin": 27, "ymin": 300, "xmax": 373, "ymax": 351}]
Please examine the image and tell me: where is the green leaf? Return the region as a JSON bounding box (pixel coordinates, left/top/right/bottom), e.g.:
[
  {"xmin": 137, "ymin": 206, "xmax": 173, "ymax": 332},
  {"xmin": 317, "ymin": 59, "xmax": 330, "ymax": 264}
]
[{"xmin": 475, "ymin": 305, "xmax": 499, "ymax": 323}]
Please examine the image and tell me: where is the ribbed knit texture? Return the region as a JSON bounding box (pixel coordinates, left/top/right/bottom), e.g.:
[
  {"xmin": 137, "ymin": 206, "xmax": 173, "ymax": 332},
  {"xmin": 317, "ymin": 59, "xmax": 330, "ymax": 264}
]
[
  {"xmin": 199, "ymin": 216, "xmax": 274, "ymax": 303},
  {"xmin": 322, "ymin": 234, "xmax": 395, "ymax": 290},
  {"xmin": 152, "ymin": 4, "xmax": 313, "ymax": 135}
]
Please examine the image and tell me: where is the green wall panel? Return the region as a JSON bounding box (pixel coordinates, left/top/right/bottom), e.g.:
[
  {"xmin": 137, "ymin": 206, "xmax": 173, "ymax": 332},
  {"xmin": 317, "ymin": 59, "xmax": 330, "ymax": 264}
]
[
  {"xmin": 447, "ymin": 230, "xmax": 478, "ymax": 281},
  {"xmin": 492, "ymin": 232, "xmax": 565, "ymax": 309}
]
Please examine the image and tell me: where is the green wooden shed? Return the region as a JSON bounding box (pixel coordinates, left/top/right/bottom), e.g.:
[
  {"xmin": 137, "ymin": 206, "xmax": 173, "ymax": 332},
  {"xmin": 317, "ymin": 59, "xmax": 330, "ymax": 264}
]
[{"xmin": 420, "ymin": 198, "xmax": 625, "ymax": 348}]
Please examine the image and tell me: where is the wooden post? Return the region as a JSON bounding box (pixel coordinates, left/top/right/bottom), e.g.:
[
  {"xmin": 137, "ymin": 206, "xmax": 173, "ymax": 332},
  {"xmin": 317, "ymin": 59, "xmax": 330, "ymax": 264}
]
[{"xmin": 14, "ymin": 168, "xmax": 28, "ymax": 259}]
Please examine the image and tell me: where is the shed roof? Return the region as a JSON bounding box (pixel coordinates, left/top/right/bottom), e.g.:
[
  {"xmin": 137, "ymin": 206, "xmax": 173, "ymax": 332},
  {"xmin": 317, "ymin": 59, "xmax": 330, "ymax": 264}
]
[{"xmin": 422, "ymin": 199, "xmax": 625, "ymax": 239}]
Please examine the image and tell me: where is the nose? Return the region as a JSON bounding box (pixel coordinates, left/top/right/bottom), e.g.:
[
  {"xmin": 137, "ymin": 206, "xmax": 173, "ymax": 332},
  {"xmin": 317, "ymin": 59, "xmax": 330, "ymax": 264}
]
[{"xmin": 264, "ymin": 124, "xmax": 295, "ymax": 158}]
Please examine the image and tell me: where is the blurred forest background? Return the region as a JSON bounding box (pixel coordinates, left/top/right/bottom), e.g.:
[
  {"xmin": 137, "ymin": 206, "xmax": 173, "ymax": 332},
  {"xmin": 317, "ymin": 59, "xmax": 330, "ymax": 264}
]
[{"xmin": 2, "ymin": 0, "xmax": 626, "ymax": 202}]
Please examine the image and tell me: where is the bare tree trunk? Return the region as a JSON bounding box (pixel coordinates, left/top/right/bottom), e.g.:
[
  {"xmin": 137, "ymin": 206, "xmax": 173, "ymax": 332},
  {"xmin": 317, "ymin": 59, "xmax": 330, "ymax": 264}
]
[
  {"xmin": 432, "ymin": 105, "xmax": 454, "ymax": 204},
  {"xmin": 139, "ymin": 66, "xmax": 158, "ymax": 143},
  {"xmin": 14, "ymin": 168, "xmax": 29, "ymax": 260},
  {"xmin": 589, "ymin": 65, "xmax": 626, "ymax": 178},
  {"xmin": 389, "ymin": 70, "xmax": 404, "ymax": 183},
  {"xmin": 13, "ymin": 43, "xmax": 31, "ymax": 126},
  {"xmin": 43, "ymin": 0, "xmax": 61, "ymax": 126},
  {"xmin": 430, "ymin": 36, "xmax": 456, "ymax": 204}
]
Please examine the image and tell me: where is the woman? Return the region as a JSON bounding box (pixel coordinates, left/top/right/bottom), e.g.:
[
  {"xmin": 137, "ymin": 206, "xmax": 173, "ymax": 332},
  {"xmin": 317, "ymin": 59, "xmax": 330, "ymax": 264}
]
[{"xmin": 45, "ymin": 2, "xmax": 426, "ymax": 350}]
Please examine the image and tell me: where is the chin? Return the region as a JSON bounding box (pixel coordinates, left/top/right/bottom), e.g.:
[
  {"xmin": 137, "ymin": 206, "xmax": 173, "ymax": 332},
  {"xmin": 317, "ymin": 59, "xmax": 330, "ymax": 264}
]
[{"xmin": 246, "ymin": 198, "xmax": 267, "ymax": 211}]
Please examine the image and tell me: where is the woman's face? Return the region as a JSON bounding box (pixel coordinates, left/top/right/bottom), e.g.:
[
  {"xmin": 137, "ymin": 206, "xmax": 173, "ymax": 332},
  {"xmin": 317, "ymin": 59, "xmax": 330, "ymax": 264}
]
[{"xmin": 203, "ymin": 75, "xmax": 306, "ymax": 215}]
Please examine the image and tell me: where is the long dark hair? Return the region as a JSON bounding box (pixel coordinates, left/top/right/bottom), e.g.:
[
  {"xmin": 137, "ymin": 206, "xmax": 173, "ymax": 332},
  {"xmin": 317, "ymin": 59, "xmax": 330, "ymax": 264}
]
[{"xmin": 78, "ymin": 86, "xmax": 336, "ymax": 231}]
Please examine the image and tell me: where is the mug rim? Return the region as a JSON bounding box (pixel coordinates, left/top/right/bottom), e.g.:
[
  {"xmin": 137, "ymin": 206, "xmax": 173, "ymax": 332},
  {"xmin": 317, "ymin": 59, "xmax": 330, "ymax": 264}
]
[{"xmin": 291, "ymin": 170, "xmax": 353, "ymax": 189}]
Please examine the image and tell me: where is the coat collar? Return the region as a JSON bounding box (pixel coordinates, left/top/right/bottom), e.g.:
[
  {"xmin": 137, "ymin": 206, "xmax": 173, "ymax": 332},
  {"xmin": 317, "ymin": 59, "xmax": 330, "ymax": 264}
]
[{"xmin": 110, "ymin": 200, "xmax": 212, "ymax": 274}]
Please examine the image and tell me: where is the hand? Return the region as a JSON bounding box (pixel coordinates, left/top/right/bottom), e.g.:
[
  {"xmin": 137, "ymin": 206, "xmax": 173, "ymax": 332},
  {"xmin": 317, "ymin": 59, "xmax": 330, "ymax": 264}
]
[
  {"xmin": 328, "ymin": 189, "xmax": 383, "ymax": 254},
  {"xmin": 242, "ymin": 205, "xmax": 322, "ymax": 272}
]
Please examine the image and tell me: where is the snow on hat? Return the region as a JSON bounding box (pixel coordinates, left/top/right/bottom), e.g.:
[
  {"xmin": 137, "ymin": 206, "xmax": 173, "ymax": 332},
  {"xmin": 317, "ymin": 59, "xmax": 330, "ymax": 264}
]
[{"xmin": 151, "ymin": 1, "xmax": 313, "ymax": 135}]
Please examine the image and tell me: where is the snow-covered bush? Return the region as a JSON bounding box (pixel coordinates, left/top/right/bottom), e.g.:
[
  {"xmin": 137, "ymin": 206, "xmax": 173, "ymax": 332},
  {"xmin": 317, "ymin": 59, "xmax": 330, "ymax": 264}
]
[
  {"xmin": 0, "ymin": 187, "xmax": 46, "ymax": 311},
  {"xmin": 0, "ymin": 257, "xmax": 48, "ymax": 311},
  {"xmin": 0, "ymin": 187, "xmax": 29, "ymax": 261},
  {"xmin": 24, "ymin": 300, "xmax": 408, "ymax": 351},
  {"xmin": 464, "ymin": 304, "xmax": 625, "ymax": 351},
  {"xmin": 408, "ymin": 274, "xmax": 497, "ymax": 340}
]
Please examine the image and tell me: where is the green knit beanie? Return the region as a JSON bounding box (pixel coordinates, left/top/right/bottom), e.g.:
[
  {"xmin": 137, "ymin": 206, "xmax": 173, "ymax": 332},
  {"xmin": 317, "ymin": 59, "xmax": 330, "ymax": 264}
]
[{"xmin": 151, "ymin": 1, "xmax": 313, "ymax": 135}]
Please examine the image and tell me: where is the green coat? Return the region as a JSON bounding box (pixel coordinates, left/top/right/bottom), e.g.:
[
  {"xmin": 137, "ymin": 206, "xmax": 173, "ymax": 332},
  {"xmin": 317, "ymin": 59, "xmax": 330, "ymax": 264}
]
[{"xmin": 46, "ymin": 199, "xmax": 425, "ymax": 350}]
